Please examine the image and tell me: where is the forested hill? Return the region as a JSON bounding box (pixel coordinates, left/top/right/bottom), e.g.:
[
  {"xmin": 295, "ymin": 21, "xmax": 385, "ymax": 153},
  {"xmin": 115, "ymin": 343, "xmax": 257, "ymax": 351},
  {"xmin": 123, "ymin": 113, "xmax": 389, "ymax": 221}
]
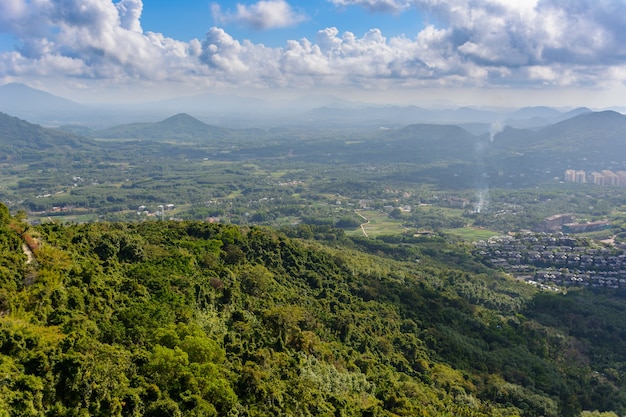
[
  {"xmin": 87, "ymin": 113, "xmax": 233, "ymax": 142},
  {"xmin": 2, "ymin": 204, "xmax": 626, "ymax": 416},
  {"xmin": 0, "ymin": 112, "xmax": 95, "ymax": 159}
]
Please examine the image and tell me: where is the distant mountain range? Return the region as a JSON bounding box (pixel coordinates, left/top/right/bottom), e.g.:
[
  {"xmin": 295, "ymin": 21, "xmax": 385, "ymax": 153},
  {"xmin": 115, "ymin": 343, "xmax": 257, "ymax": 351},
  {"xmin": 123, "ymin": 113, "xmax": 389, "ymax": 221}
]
[
  {"xmin": 3, "ymin": 103, "xmax": 626, "ymax": 174},
  {"xmin": 306, "ymin": 104, "xmax": 593, "ymax": 130},
  {"xmin": 490, "ymin": 110, "xmax": 626, "ymax": 153},
  {"xmin": 57, "ymin": 113, "xmax": 271, "ymax": 142},
  {"xmin": 0, "ymin": 82, "xmax": 604, "ymax": 130},
  {"xmin": 0, "ymin": 83, "xmax": 83, "ymax": 114},
  {"xmin": 0, "ymin": 83, "xmax": 90, "ymax": 126}
]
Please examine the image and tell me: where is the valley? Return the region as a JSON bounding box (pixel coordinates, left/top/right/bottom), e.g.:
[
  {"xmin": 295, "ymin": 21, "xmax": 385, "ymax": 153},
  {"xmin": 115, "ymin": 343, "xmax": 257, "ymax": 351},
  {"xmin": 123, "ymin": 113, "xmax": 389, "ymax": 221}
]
[
  {"xmin": 4, "ymin": 109, "xmax": 626, "ymax": 242},
  {"xmin": 3, "ymin": 101, "xmax": 626, "ymax": 416}
]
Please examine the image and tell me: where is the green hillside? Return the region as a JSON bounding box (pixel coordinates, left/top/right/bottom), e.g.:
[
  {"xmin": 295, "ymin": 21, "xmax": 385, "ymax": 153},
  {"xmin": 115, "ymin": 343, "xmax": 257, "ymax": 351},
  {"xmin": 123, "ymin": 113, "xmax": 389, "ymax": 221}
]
[
  {"xmin": 491, "ymin": 111, "xmax": 626, "ymax": 159},
  {"xmin": 0, "ymin": 112, "xmax": 95, "ymax": 160},
  {"xmin": 2, "ymin": 203, "xmax": 626, "ymax": 416},
  {"xmin": 93, "ymin": 113, "xmax": 232, "ymax": 142}
]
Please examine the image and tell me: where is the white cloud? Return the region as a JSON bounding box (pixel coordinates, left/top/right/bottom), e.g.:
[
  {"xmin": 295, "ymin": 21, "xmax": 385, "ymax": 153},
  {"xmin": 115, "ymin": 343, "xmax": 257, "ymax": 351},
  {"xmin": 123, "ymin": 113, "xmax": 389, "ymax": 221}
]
[
  {"xmin": 329, "ymin": 0, "xmax": 411, "ymax": 14},
  {"xmin": 1, "ymin": 0, "xmax": 626, "ymax": 103},
  {"xmin": 0, "ymin": 0, "xmax": 27, "ymax": 29},
  {"xmin": 196, "ymin": 25, "xmax": 473, "ymax": 89},
  {"xmin": 416, "ymin": 0, "xmax": 626, "ymax": 66},
  {"xmin": 0, "ymin": 0, "xmax": 200, "ymax": 84},
  {"xmin": 201, "ymin": 28, "xmax": 250, "ymax": 74},
  {"xmin": 0, "ymin": 50, "xmax": 89, "ymax": 78},
  {"xmin": 332, "ymin": 0, "xmax": 626, "ymax": 68},
  {"xmin": 211, "ymin": 0, "xmax": 307, "ymax": 30},
  {"xmin": 116, "ymin": 0, "xmax": 143, "ymax": 33},
  {"xmin": 0, "ymin": 0, "xmax": 51, "ymax": 37}
]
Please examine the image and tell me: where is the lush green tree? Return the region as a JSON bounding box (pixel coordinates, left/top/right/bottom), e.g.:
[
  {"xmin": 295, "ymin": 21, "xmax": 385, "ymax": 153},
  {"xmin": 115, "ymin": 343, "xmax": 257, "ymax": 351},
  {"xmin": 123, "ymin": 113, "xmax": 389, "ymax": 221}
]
[
  {"xmin": 1, "ymin": 218, "xmax": 626, "ymax": 416},
  {"xmin": 389, "ymin": 207, "xmax": 403, "ymax": 219}
]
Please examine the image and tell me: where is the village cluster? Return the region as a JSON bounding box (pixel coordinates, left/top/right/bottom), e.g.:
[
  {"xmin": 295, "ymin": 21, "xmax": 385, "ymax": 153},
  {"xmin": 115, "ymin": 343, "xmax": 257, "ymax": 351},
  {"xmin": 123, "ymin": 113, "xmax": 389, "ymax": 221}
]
[{"xmin": 475, "ymin": 233, "xmax": 626, "ymax": 290}]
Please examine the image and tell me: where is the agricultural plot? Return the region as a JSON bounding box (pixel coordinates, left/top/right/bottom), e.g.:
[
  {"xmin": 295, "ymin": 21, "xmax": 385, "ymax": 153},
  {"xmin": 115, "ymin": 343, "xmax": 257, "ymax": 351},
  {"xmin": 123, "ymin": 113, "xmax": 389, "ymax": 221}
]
[{"xmin": 349, "ymin": 209, "xmax": 408, "ymax": 238}]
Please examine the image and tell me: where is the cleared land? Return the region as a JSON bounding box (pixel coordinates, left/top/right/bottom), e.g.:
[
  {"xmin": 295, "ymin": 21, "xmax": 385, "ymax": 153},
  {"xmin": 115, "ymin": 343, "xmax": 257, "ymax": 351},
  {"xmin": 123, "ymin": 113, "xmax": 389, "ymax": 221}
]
[{"xmin": 347, "ymin": 210, "xmax": 407, "ymax": 238}]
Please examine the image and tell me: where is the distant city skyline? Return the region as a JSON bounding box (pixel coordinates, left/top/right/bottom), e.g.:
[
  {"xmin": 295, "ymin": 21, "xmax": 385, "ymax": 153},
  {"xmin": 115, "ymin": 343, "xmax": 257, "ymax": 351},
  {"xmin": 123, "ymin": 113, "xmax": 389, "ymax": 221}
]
[{"xmin": 1, "ymin": 1, "xmax": 626, "ymax": 107}]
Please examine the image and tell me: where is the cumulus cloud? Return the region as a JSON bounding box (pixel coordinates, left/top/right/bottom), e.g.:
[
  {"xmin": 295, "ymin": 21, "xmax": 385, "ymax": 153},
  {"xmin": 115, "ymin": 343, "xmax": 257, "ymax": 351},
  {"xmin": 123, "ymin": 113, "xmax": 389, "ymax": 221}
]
[
  {"xmin": 198, "ymin": 25, "xmax": 467, "ymax": 89},
  {"xmin": 329, "ymin": 0, "xmax": 411, "ymax": 14},
  {"xmin": 0, "ymin": 0, "xmax": 51, "ymax": 37},
  {"xmin": 211, "ymin": 0, "xmax": 307, "ymax": 30},
  {"xmin": 116, "ymin": 0, "xmax": 143, "ymax": 33},
  {"xmin": 0, "ymin": 0, "xmax": 199, "ymax": 85},
  {"xmin": 421, "ymin": 0, "xmax": 626, "ymax": 67},
  {"xmin": 1, "ymin": 0, "xmax": 626, "ymax": 99},
  {"xmin": 197, "ymin": 0, "xmax": 626, "ymax": 90},
  {"xmin": 328, "ymin": 0, "xmax": 626, "ymax": 70}
]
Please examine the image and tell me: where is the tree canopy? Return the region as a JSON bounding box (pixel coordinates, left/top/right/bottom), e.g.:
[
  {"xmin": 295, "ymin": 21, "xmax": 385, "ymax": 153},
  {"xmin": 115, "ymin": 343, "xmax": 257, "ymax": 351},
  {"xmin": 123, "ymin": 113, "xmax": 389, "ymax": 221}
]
[{"xmin": 1, "ymin": 203, "xmax": 626, "ymax": 416}]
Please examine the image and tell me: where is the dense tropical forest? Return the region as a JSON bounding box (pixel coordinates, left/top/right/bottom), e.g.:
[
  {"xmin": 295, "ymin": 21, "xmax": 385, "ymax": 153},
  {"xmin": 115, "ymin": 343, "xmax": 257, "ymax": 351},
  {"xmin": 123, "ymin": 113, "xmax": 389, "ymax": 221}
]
[{"xmin": 2, "ymin": 202, "xmax": 626, "ymax": 416}]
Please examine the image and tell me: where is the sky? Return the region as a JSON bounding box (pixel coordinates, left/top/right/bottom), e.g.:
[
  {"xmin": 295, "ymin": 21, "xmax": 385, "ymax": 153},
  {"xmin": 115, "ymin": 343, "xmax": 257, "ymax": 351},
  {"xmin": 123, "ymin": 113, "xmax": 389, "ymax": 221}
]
[{"xmin": 1, "ymin": 0, "xmax": 626, "ymax": 107}]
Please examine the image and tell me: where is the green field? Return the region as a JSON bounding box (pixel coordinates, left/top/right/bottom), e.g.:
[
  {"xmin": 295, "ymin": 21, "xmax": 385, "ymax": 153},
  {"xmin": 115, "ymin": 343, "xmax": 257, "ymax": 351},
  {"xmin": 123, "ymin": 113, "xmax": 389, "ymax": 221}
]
[{"xmin": 346, "ymin": 210, "xmax": 407, "ymax": 238}]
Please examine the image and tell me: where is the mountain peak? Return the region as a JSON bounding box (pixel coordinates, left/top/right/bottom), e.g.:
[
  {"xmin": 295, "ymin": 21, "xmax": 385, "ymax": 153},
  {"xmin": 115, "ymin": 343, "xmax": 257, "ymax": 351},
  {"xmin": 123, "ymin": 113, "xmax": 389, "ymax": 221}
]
[
  {"xmin": 157, "ymin": 113, "xmax": 213, "ymax": 132},
  {"xmin": 0, "ymin": 82, "xmax": 78, "ymax": 104},
  {"xmin": 1, "ymin": 82, "xmax": 30, "ymax": 90},
  {"xmin": 161, "ymin": 113, "xmax": 205, "ymax": 124},
  {"xmin": 558, "ymin": 109, "xmax": 625, "ymax": 126},
  {"xmin": 95, "ymin": 112, "xmax": 230, "ymax": 141},
  {"xmin": 0, "ymin": 83, "xmax": 82, "ymax": 120},
  {"xmin": 537, "ymin": 110, "xmax": 626, "ymax": 138},
  {"xmin": 583, "ymin": 109, "xmax": 624, "ymax": 119}
]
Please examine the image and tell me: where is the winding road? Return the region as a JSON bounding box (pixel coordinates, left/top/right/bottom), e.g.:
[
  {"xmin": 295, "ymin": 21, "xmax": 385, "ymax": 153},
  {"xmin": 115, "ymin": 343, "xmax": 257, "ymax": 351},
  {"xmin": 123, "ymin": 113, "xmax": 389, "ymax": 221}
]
[{"xmin": 355, "ymin": 210, "xmax": 370, "ymax": 238}]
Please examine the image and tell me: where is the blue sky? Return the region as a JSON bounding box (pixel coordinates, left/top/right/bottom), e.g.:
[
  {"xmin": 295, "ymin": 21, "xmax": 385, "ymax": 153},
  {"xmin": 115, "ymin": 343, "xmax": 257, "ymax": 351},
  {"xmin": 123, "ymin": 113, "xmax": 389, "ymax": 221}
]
[
  {"xmin": 139, "ymin": 1, "xmax": 425, "ymax": 46},
  {"xmin": 1, "ymin": 0, "xmax": 626, "ymax": 107}
]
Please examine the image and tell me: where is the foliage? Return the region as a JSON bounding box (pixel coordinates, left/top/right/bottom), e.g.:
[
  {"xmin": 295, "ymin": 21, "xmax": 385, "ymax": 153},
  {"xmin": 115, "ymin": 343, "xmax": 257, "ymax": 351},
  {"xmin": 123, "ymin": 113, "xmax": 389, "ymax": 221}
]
[{"xmin": 1, "ymin": 203, "xmax": 626, "ymax": 415}]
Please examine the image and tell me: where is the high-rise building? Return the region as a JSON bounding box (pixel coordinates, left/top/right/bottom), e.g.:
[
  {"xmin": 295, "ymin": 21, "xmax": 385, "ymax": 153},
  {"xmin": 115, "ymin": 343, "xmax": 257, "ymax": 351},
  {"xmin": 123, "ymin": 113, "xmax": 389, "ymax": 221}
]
[
  {"xmin": 602, "ymin": 170, "xmax": 619, "ymax": 186},
  {"xmin": 590, "ymin": 172, "xmax": 604, "ymax": 185}
]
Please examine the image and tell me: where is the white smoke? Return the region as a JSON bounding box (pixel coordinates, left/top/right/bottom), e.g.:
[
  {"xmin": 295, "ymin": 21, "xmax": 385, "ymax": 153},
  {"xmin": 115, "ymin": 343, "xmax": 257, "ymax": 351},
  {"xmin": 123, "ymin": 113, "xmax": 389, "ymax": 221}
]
[
  {"xmin": 489, "ymin": 120, "xmax": 504, "ymax": 142},
  {"xmin": 474, "ymin": 187, "xmax": 489, "ymax": 213},
  {"xmin": 473, "ymin": 123, "xmax": 502, "ymax": 212}
]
